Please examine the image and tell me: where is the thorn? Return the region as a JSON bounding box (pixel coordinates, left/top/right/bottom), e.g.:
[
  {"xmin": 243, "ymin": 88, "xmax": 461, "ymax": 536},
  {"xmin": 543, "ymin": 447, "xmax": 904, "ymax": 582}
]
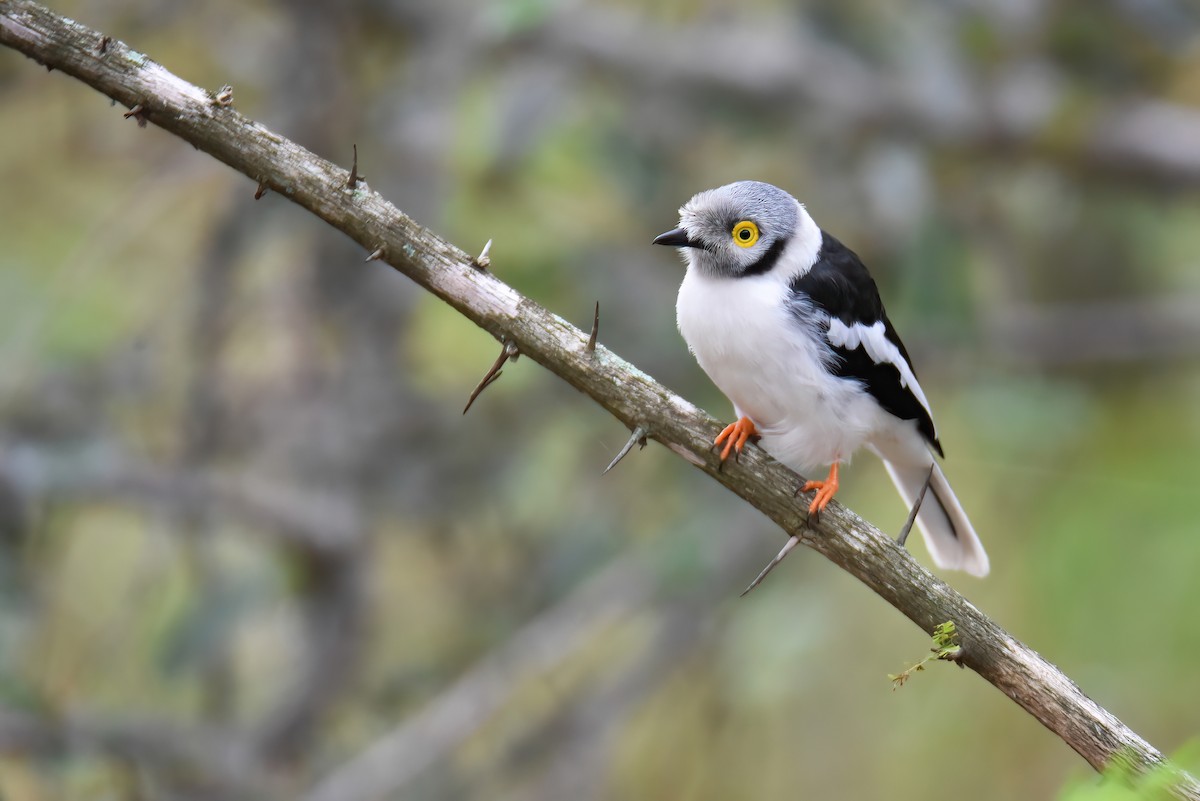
[
  {"xmin": 586, "ymin": 301, "xmax": 600, "ymax": 353},
  {"xmin": 97, "ymin": 36, "xmax": 111, "ymax": 55},
  {"xmin": 346, "ymin": 144, "xmax": 362, "ymax": 188},
  {"xmin": 365, "ymin": 246, "xmax": 385, "ymax": 263},
  {"xmin": 474, "ymin": 239, "xmax": 493, "ymax": 270},
  {"xmin": 740, "ymin": 536, "xmax": 801, "ymax": 597},
  {"xmin": 254, "ymin": 180, "xmax": 269, "ymax": 200},
  {"xmin": 897, "ymin": 465, "xmax": 935, "ymax": 547},
  {"xmin": 123, "ymin": 103, "xmax": 147, "ymax": 127},
  {"xmin": 212, "ymin": 84, "xmax": 234, "ymax": 107},
  {"xmin": 463, "ymin": 340, "xmax": 519, "ymax": 415},
  {"xmin": 603, "ymin": 425, "xmax": 648, "ymax": 475},
  {"xmin": 793, "ymin": 476, "xmax": 818, "ymax": 523}
]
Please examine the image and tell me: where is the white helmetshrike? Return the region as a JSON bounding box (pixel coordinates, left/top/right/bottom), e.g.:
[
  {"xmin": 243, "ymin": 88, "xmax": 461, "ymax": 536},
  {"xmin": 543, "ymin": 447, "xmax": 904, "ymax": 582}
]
[{"xmin": 655, "ymin": 180, "xmax": 988, "ymax": 577}]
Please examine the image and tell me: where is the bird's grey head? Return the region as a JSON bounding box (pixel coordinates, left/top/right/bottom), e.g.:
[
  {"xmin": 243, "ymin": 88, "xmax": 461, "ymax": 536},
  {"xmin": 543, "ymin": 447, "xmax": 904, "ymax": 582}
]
[{"xmin": 653, "ymin": 181, "xmax": 802, "ymax": 279}]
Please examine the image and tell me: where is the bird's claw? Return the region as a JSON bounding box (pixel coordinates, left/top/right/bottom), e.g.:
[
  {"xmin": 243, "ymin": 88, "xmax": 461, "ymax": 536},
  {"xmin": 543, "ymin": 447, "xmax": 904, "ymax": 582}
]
[
  {"xmin": 798, "ymin": 463, "xmax": 841, "ymax": 521},
  {"xmin": 714, "ymin": 417, "xmax": 759, "ymax": 464},
  {"xmin": 802, "ymin": 480, "xmax": 837, "ymax": 518}
]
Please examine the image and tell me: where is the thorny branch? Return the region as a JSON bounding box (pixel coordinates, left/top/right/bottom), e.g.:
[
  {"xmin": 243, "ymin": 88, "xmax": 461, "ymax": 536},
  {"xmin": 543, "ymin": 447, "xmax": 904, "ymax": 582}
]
[{"xmin": 1, "ymin": 2, "xmax": 1197, "ymax": 799}]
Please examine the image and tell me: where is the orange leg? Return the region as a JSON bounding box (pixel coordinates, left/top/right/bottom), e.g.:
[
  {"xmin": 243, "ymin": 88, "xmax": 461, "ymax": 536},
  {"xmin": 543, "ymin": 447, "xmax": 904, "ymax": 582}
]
[
  {"xmin": 713, "ymin": 416, "xmax": 758, "ymax": 462},
  {"xmin": 801, "ymin": 462, "xmax": 840, "ymax": 518}
]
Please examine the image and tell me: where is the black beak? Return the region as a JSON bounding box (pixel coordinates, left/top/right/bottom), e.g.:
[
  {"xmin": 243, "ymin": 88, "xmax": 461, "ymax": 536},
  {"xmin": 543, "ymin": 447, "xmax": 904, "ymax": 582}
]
[{"xmin": 652, "ymin": 227, "xmax": 696, "ymax": 248}]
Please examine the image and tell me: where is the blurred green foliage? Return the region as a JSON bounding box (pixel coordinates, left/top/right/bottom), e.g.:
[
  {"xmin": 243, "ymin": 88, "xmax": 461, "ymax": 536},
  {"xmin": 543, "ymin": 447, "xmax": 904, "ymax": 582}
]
[
  {"xmin": 1059, "ymin": 745, "xmax": 1200, "ymax": 801},
  {"xmin": 1, "ymin": 0, "xmax": 1200, "ymax": 799}
]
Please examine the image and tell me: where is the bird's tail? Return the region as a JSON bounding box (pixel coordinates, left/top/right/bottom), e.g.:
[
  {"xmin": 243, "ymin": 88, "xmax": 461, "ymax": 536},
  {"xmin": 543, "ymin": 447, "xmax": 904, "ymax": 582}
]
[{"xmin": 882, "ymin": 459, "xmax": 989, "ymax": 577}]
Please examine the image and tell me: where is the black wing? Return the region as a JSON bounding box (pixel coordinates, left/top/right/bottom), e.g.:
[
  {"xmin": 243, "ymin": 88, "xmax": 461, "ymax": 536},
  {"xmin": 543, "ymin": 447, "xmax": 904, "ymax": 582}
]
[{"xmin": 788, "ymin": 232, "xmax": 943, "ymax": 456}]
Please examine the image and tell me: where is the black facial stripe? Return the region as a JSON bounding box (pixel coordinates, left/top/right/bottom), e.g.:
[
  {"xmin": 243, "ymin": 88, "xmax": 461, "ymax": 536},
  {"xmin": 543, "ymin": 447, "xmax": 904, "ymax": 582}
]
[{"xmin": 738, "ymin": 236, "xmax": 787, "ymax": 277}]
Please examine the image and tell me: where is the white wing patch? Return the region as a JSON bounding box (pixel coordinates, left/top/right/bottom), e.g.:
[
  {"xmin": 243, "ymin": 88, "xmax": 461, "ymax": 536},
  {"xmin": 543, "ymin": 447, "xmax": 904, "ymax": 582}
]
[{"xmin": 826, "ymin": 319, "xmax": 934, "ymax": 421}]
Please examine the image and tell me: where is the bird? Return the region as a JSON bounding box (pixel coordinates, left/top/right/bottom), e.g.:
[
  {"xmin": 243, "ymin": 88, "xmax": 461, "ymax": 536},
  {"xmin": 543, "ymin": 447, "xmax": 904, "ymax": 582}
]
[{"xmin": 653, "ymin": 180, "xmax": 988, "ymax": 577}]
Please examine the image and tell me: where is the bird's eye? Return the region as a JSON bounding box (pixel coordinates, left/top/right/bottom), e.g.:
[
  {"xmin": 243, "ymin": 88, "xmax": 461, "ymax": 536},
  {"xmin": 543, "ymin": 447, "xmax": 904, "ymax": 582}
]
[{"xmin": 732, "ymin": 220, "xmax": 759, "ymax": 248}]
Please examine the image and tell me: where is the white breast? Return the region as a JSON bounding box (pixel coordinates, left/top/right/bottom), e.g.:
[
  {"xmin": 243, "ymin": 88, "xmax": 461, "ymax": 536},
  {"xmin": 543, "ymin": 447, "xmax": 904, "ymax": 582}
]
[{"xmin": 676, "ymin": 263, "xmax": 890, "ymax": 475}]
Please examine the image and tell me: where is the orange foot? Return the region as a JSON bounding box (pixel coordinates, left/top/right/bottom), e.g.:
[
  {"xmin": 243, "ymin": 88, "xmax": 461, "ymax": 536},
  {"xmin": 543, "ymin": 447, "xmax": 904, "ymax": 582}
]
[
  {"xmin": 713, "ymin": 416, "xmax": 758, "ymax": 463},
  {"xmin": 800, "ymin": 462, "xmax": 840, "ymax": 519}
]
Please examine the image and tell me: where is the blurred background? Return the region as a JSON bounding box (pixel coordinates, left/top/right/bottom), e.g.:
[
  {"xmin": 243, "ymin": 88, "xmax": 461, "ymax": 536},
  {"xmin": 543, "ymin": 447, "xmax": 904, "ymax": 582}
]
[{"xmin": 2, "ymin": 0, "xmax": 1200, "ymax": 798}]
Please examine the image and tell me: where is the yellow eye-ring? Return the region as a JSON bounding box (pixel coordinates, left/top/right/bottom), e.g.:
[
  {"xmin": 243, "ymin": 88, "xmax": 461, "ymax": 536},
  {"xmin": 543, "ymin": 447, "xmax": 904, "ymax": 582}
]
[{"xmin": 732, "ymin": 220, "xmax": 759, "ymax": 248}]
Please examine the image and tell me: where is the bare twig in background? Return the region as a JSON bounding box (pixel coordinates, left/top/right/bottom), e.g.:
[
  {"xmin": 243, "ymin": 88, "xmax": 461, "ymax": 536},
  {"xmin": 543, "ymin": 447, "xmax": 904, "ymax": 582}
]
[
  {"xmin": 177, "ymin": 196, "xmax": 247, "ymax": 725},
  {"xmin": 515, "ymin": 5, "xmax": 1200, "ymax": 187},
  {"xmin": 2, "ymin": 2, "xmax": 1197, "ymax": 799},
  {"xmin": 0, "ymin": 708, "xmax": 271, "ymax": 798},
  {"xmin": 986, "ymin": 297, "xmax": 1200, "ymax": 366},
  {"xmin": 303, "ymin": 551, "xmax": 656, "ymax": 801},
  {"xmin": 305, "ymin": 526, "xmax": 762, "ymax": 801},
  {"xmin": 2, "ymin": 451, "xmax": 361, "ymax": 555},
  {"xmin": 478, "ymin": 530, "xmax": 764, "ymax": 801},
  {"xmin": 360, "ymin": 0, "xmax": 1200, "ymax": 191}
]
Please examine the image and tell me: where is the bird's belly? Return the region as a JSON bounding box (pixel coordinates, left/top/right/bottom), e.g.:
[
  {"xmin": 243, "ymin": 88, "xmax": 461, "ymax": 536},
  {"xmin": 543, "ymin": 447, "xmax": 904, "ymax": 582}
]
[
  {"xmin": 677, "ymin": 273, "xmax": 882, "ymax": 474},
  {"xmin": 756, "ymin": 395, "xmax": 885, "ymax": 475}
]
